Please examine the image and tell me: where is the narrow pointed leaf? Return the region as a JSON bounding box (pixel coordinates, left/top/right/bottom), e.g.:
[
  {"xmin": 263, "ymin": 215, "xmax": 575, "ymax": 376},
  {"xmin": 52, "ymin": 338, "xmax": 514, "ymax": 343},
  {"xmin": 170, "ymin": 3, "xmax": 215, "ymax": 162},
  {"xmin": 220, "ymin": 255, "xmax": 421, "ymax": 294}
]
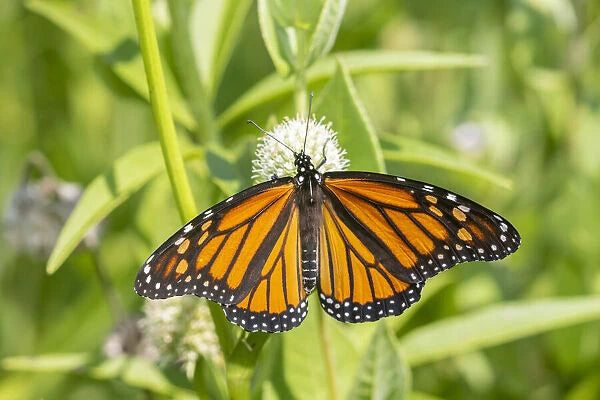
[
  {"xmin": 1, "ymin": 354, "xmax": 194, "ymax": 397},
  {"xmin": 348, "ymin": 324, "xmax": 411, "ymax": 400},
  {"xmin": 315, "ymin": 59, "xmax": 384, "ymax": 172},
  {"xmin": 26, "ymin": 0, "xmax": 197, "ymax": 131},
  {"xmin": 217, "ymin": 50, "xmax": 486, "ymax": 128},
  {"xmin": 381, "ymin": 134, "xmax": 513, "ymax": 189},
  {"xmin": 305, "ymin": 0, "xmax": 347, "ymax": 66},
  {"xmin": 257, "ymin": 0, "xmax": 295, "ymax": 76},
  {"xmin": 399, "ymin": 296, "xmax": 600, "ymax": 366},
  {"xmin": 168, "ymin": 0, "xmax": 216, "ymax": 143},
  {"xmin": 283, "ymin": 296, "xmax": 365, "ymax": 399},
  {"xmin": 46, "ymin": 142, "xmax": 204, "ymax": 274},
  {"xmin": 1, "ymin": 353, "xmax": 89, "ymax": 372},
  {"xmin": 226, "ymin": 332, "xmax": 270, "ymax": 400},
  {"xmin": 189, "ymin": 0, "xmax": 253, "ymax": 96}
]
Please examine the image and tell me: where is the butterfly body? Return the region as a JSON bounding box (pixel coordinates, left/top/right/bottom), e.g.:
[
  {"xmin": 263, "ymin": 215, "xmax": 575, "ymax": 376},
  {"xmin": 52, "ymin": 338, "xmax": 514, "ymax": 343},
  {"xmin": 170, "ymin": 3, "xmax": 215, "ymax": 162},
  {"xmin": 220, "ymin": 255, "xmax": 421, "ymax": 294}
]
[
  {"xmin": 135, "ymin": 150, "xmax": 520, "ymax": 333},
  {"xmin": 294, "ymin": 152, "xmax": 324, "ymax": 294}
]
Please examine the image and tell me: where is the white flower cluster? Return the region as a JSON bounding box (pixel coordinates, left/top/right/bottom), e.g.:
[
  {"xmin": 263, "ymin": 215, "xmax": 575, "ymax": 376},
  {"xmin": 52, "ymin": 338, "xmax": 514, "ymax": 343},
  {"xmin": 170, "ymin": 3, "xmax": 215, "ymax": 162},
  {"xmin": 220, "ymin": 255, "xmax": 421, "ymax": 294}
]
[
  {"xmin": 138, "ymin": 297, "xmax": 222, "ymax": 376},
  {"xmin": 252, "ymin": 115, "xmax": 349, "ymax": 182}
]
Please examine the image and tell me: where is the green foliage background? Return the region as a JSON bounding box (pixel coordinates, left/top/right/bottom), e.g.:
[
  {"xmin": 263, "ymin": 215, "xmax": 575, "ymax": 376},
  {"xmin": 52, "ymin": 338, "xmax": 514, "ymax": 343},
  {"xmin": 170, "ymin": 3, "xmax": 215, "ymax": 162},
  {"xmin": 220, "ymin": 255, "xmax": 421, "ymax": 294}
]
[{"xmin": 1, "ymin": 0, "xmax": 600, "ymax": 399}]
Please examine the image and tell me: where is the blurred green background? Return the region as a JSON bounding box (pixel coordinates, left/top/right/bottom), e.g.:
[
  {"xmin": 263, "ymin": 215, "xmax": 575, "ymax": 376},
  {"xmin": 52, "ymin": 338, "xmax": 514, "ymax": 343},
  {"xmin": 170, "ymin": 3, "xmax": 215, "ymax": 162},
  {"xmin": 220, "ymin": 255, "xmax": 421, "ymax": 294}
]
[{"xmin": 1, "ymin": 0, "xmax": 600, "ymax": 399}]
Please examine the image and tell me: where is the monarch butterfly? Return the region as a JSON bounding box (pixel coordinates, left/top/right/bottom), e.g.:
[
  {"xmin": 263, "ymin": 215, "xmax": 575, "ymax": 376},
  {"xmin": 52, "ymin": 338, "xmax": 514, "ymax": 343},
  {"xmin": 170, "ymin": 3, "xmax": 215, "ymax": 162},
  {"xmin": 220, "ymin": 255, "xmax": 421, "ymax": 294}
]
[{"xmin": 134, "ymin": 104, "xmax": 520, "ymax": 333}]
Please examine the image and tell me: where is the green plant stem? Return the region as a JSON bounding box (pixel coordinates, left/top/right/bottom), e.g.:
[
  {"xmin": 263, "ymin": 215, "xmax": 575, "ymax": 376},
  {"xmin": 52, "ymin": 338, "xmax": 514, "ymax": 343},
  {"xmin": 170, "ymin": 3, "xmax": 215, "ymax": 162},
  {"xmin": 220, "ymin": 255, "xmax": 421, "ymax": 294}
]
[
  {"xmin": 131, "ymin": 0, "xmax": 197, "ymax": 223},
  {"xmin": 294, "ymin": 69, "xmax": 308, "ymax": 116},
  {"xmin": 293, "ymin": 14, "xmax": 337, "ymax": 397},
  {"xmin": 312, "ymin": 295, "xmax": 338, "ymax": 400},
  {"xmin": 131, "ymin": 0, "xmax": 235, "ymax": 361},
  {"xmin": 292, "ymin": 11, "xmax": 338, "ymax": 398},
  {"xmin": 294, "ymin": 28, "xmax": 308, "ymax": 116}
]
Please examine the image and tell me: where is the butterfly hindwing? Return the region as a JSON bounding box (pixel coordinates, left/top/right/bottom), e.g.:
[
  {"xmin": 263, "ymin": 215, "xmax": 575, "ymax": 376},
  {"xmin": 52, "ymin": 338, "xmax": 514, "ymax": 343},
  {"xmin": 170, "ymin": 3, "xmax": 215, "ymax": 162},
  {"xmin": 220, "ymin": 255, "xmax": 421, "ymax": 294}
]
[
  {"xmin": 322, "ymin": 171, "xmax": 521, "ymax": 283},
  {"xmin": 222, "ymin": 203, "xmax": 308, "ymax": 332},
  {"xmin": 134, "ymin": 178, "xmax": 297, "ymax": 308},
  {"xmin": 318, "ymin": 197, "xmax": 422, "ymax": 323}
]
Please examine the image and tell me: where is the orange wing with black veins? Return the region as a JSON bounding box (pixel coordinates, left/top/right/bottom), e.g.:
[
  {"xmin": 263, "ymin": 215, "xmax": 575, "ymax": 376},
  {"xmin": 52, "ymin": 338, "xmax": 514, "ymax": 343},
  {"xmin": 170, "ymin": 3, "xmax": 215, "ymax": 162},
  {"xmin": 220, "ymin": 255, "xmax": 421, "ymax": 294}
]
[
  {"xmin": 322, "ymin": 172, "xmax": 521, "ymax": 284},
  {"xmin": 134, "ymin": 178, "xmax": 299, "ymax": 315}
]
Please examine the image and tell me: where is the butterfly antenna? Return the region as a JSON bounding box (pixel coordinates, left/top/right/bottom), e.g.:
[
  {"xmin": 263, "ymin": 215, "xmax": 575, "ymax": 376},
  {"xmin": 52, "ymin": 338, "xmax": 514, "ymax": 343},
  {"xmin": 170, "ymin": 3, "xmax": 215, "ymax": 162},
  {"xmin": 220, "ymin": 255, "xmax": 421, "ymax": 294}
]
[
  {"xmin": 247, "ymin": 120, "xmax": 296, "ymax": 155},
  {"xmin": 303, "ymin": 92, "xmax": 314, "ymax": 154}
]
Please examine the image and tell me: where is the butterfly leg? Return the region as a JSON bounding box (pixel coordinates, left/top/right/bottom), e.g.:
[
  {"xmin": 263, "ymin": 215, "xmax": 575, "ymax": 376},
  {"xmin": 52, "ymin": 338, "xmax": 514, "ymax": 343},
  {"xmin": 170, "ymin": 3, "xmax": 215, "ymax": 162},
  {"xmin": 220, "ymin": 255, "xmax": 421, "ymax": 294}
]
[{"xmin": 315, "ymin": 138, "xmax": 331, "ymax": 170}]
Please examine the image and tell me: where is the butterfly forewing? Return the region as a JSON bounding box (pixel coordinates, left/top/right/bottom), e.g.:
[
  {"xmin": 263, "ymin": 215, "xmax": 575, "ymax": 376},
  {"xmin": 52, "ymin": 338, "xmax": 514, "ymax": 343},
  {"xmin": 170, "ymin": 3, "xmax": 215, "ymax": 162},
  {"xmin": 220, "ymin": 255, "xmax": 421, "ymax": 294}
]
[
  {"xmin": 322, "ymin": 172, "xmax": 521, "ymax": 283},
  {"xmin": 134, "ymin": 178, "xmax": 297, "ymax": 308}
]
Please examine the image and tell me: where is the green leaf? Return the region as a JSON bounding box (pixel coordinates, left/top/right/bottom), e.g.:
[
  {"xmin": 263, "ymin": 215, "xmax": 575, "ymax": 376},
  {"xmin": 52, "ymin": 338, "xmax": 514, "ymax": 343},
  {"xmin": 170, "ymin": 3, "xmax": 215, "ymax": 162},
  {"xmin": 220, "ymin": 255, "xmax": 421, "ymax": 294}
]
[
  {"xmin": 217, "ymin": 50, "xmax": 487, "ymax": 128},
  {"xmin": 398, "ymin": 296, "xmax": 600, "ymax": 366},
  {"xmin": 257, "ymin": 0, "xmax": 296, "ymax": 76},
  {"xmin": 189, "ymin": 0, "xmax": 253, "ymax": 97},
  {"xmin": 258, "ymin": 0, "xmax": 346, "ymax": 75},
  {"xmin": 167, "ymin": 0, "xmax": 216, "ymax": 143},
  {"xmin": 348, "ymin": 324, "xmax": 411, "ymax": 400},
  {"xmin": 1, "ymin": 354, "xmax": 195, "ymax": 397},
  {"xmin": 226, "ymin": 332, "xmax": 271, "ymax": 400},
  {"xmin": 251, "ymin": 336, "xmax": 297, "ymax": 400},
  {"xmin": 1, "ymin": 353, "xmax": 89, "ymax": 372},
  {"xmin": 26, "ymin": 0, "xmax": 197, "ymax": 131},
  {"xmin": 193, "ymin": 355, "xmax": 228, "ymax": 400},
  {"xmin": 305, "ymin": 0, "xmax": 347, "ymax": 67},
  {"xmin": 283, "ymin": 297, "xmax": 364, "ymax": 400},
  {"xmin": 381, "ymin": 134, "xmax": 513, "ymax": 190},
  {"xmin": 89, "ymin": 356, "xmax": 193, "ymax": 396},
  {"xmin": 407, "ymin": 392, "xmax": 447, "ymax": 400},
  {"xmin": 46, "ymin": 142, "xmax": 204, "ymax": 274},
  {"xmin": 315, "ymin": 59, "xmax": 385, "ymax": 172}
]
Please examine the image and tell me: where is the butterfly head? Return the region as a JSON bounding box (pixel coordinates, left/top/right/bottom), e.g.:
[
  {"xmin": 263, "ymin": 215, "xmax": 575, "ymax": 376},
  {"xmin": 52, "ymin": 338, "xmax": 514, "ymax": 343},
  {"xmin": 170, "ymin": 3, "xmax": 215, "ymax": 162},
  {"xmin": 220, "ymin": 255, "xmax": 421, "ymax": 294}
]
[{"xmin": 294, "ymin": 151, "xmax": 314, "ymax": 173}]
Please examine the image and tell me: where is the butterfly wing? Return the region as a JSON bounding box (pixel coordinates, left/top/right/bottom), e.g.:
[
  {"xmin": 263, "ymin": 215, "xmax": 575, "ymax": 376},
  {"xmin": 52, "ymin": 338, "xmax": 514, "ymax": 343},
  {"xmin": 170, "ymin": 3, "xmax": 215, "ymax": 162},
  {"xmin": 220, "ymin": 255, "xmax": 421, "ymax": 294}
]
[
  {"xmin": 222, "ymin": 202, "xmax": 308, "ymax": 332},
  {"xmin": 134, "ymin": 178, "xmax": 301, "ymax": 313},
  {"xmin": 322, "ymin": 171, "xmax": 521, "ymax": 283},
  {"xmin": 319, "ymin": 197, "xmax": 422, "ymax": 323}
]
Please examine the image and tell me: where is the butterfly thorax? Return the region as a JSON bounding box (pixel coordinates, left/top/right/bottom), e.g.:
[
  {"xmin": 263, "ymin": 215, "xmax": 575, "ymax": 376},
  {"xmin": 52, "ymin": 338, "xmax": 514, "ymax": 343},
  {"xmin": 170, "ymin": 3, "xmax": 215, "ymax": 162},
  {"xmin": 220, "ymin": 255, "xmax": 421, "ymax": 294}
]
[{"xmin": 293, "ymin": 152, "xmax": 322, "ymax": 187}]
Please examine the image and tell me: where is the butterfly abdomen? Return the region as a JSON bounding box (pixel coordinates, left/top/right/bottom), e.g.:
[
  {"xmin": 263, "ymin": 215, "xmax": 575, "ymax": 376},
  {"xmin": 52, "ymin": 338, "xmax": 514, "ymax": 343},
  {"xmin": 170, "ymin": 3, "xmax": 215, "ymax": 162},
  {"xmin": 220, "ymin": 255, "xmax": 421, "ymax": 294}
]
[{"xmin": 297, "ymin": 178, "xmax": 324, "ymax": 293}]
